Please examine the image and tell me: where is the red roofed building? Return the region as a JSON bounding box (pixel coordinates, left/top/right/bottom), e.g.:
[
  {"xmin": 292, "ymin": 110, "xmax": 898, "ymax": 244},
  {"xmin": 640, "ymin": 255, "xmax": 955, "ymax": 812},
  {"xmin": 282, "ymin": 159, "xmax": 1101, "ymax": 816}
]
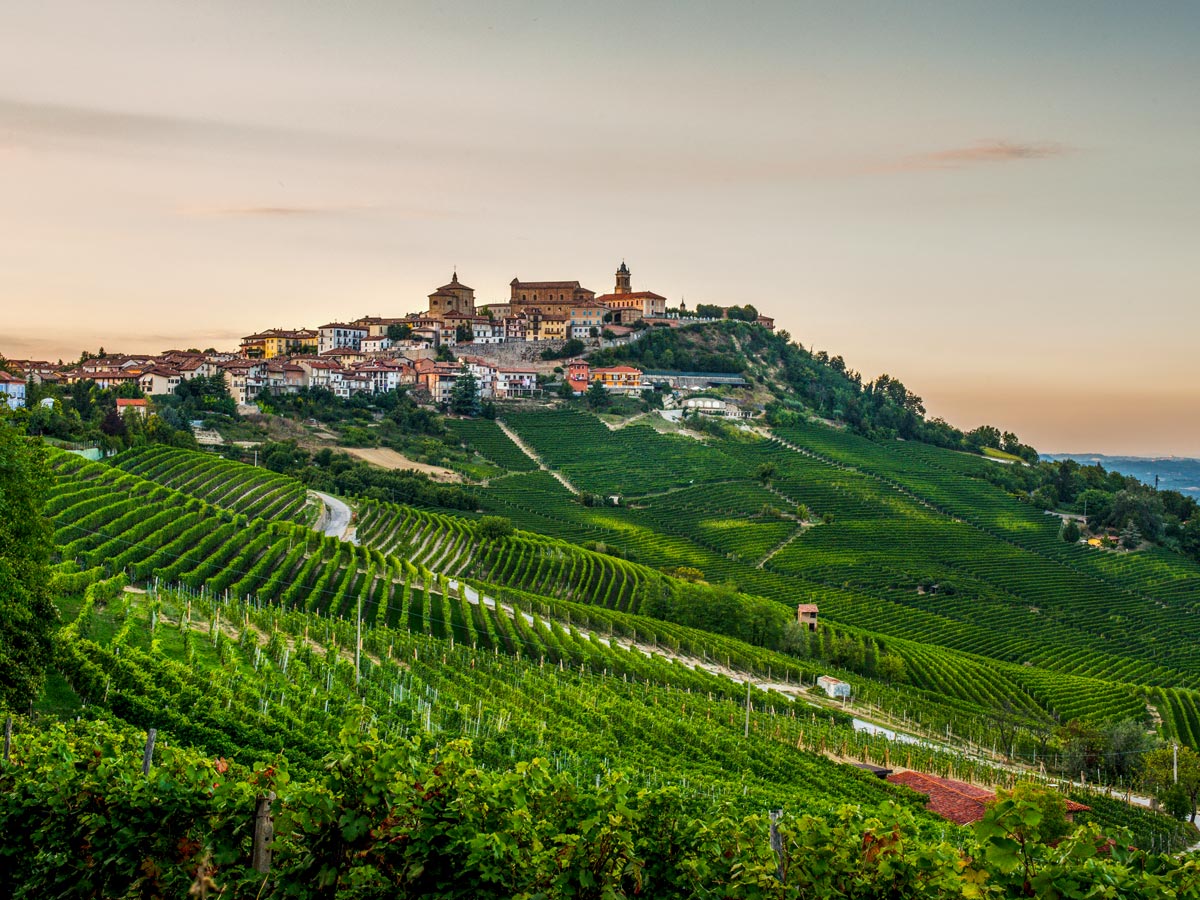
[
  {"xmin": 593, "ymin": 262, "xmax": 667, "ymax": 324},
  {"xmin": 886, "ymin": 771, "xmax": 1090, "ymax": 826},
  {"xmin": 796, "ymin": 603, "xmax": 819, "ymax": 632},
  {"xmin": 592, "ymin": 365, "xmax": 645, "ymax": 392},
  {"xmin": 566, "ymin": 358, "xmax": 590, "ymax": 394},
  {"xmin": 116, "ymin": 398, "xmax": 149, "ymax": 418}
]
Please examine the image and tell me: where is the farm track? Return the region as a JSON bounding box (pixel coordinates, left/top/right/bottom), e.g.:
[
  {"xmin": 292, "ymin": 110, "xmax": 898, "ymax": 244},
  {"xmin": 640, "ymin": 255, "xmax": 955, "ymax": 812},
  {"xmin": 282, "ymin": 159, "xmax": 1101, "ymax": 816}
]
[{"xmin": 496, "ymin": 419, "xmax": 581, "ymax": 495}]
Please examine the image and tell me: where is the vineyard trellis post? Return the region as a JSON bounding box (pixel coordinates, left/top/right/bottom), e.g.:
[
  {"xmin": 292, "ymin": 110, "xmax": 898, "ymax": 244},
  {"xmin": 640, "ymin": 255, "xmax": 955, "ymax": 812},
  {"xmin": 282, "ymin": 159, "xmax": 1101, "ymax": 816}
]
[
  {"xmin": 769, "ymin": 809, "xmax": 785, "ymax": 883},
  {"xmin": 142, "ymin": 728, "xmax": 156, "ymax": 775},
  {"xmin": 252, "ymin": 791, "xmax": 276, "ymax": 873},
  {"xmin": 3, "ymin": 715, "xmax": 11, "ymax": 762}
]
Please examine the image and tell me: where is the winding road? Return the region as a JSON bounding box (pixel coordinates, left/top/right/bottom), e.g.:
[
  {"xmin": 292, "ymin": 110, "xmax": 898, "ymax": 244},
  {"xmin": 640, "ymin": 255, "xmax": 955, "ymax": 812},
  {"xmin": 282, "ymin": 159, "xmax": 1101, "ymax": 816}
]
[{"xmin": 311, "ymin": 490, "xmax": 358, "ymax": 543}]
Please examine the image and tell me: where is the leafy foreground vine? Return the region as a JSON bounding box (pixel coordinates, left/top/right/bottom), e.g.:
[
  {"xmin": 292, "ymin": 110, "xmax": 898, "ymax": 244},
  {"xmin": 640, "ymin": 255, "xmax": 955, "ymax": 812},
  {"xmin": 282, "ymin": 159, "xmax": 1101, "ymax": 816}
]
[{"xmin": 2, "ymin": 718, "xmax": 1199, "ymax": 899}]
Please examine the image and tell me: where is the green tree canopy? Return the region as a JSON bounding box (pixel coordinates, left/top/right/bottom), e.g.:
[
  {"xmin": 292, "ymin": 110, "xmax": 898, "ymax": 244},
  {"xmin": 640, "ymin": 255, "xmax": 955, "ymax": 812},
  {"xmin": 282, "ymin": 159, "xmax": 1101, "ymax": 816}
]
[
  {"xmin": 0, "ymin": 422, "xmax": 59, "ymax": 710},
  {"xmin": 449, "ymin": 370, "xmax": 481, "ymax": 416}
]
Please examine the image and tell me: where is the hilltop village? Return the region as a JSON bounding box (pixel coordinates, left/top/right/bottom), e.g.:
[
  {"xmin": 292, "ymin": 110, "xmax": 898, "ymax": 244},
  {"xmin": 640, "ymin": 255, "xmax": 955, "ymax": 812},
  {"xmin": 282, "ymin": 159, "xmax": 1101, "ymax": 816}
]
[{"xmin": 0, "ymin": 263, "xmax": 773, "ymax": 412}]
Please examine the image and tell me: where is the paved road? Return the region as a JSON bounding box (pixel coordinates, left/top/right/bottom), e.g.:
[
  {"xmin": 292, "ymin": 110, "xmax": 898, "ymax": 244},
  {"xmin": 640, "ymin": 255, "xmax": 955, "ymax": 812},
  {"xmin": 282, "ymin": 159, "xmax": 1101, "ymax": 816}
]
[{"xmin": 311, "ymin": 491, "xmax": 357, "ymax": 543}]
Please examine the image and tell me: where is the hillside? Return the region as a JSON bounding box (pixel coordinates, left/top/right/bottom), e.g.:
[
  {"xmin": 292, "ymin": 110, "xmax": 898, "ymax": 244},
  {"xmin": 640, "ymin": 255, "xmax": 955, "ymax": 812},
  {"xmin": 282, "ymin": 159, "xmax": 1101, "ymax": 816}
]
[{"xmin": 6, "ymin": 347, "xmax": 1200, "ymax": 894}]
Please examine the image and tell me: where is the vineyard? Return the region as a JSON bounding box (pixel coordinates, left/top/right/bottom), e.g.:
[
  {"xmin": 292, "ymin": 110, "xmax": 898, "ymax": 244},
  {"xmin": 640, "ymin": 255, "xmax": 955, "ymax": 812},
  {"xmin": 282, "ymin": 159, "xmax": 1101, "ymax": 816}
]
[
  {"xmin": 9, "ymin": 421, "xmax": 1200, "ymax": 895},
  {"xmin": 112, "ymin": 445, "xmax": 312, "ymax": 524},
  {"xmin": 79, "ymin": 426, "xmax": 1200, "ymax": 756}
]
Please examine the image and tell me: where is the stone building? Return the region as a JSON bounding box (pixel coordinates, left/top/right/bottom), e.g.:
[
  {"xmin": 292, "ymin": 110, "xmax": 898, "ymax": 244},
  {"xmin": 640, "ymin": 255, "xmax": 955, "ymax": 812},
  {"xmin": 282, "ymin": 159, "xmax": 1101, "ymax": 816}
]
[
  {"xmin": 509, "ymin": 278, "xmax": 595, "ymax": 317},
  {"xmin": 593, "ymin": 261, "xmax": 667, "ymax": 324},
  {"xmin": 427, "ymin": 271, "xmax": 476, "ymax": 317}
]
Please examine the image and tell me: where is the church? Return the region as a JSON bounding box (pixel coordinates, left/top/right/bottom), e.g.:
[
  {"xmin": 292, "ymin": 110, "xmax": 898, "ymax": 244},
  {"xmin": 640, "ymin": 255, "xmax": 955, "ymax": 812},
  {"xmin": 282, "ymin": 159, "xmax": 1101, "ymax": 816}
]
[
  {"xmin": 593, "ymin": 261, "xmax": 667, "ymax": 324},
  {"xmin": 426, "ymin": 271, "xmax": 476, "ymax": 317}
]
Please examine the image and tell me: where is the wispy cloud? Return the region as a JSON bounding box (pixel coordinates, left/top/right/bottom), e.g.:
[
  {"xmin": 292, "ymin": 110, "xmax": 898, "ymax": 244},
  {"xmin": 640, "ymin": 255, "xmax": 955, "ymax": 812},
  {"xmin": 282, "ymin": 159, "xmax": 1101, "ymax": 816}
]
[
  {"xmin": 897, "ymin": 139, "xmax": 1069, "ymax": 172},
  {"xmin": 184, "ymin": 205, "xmax": 366, "ymax": 218},
  {"xmin": 177, "ymin": 203, "xmax": 453, "ymax": 221}
]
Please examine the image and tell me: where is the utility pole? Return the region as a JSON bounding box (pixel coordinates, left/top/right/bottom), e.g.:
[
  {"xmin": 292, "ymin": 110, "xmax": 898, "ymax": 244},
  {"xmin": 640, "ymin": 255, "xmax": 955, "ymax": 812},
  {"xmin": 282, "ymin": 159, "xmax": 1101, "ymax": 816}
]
[{"xmin": 1174, "ymin": 742, "xmax": 1179, "ymax": 784}]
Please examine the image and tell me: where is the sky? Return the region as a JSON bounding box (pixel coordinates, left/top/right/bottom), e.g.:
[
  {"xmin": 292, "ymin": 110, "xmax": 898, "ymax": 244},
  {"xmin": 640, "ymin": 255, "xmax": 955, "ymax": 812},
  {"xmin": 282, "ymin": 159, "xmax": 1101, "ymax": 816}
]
[{"xmin": 1, "ymin": 1, "xmax": 1197, "ymax": 455}]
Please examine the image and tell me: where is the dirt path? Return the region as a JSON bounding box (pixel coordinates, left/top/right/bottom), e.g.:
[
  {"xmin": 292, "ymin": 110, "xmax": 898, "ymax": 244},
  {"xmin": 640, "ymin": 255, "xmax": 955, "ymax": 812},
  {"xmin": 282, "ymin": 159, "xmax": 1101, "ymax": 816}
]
[{"xmin": 495, "ymin": 419, "xmax": 580, "ymax": 495}]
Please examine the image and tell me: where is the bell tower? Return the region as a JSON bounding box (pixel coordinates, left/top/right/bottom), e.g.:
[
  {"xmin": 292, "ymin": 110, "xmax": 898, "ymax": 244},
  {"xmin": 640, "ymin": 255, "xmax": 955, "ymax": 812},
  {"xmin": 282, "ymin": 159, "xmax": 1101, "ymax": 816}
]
[{"xmin": 614, "ymin": 260, "xmax": 631, "ymax": 295}]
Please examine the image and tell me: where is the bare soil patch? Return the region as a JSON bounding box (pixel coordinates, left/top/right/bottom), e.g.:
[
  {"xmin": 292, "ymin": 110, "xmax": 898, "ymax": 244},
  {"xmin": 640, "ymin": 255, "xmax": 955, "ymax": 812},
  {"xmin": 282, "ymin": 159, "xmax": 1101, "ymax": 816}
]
[{"xmin": 341, "ymin": 447, "xmax": 462, "ymax": 481}]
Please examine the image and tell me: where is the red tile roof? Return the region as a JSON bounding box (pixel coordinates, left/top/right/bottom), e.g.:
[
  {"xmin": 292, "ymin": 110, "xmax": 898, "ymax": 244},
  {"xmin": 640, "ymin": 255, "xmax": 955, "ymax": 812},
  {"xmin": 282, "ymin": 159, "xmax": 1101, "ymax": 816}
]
[{"xmin": 594, "ymin": 291, "xmax": 667, "ymax": 302}]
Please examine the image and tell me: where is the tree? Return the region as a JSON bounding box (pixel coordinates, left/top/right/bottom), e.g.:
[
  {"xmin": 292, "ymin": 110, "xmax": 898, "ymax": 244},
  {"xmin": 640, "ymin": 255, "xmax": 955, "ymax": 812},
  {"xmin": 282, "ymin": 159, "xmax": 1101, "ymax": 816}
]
[
  {"xmin": 586, "ymin": 380, "xmax": 610, "ymax": 410},
  {"xmin": 448, "ymin": 371, "xmax": 480, "ymax": 416},
  {"xmin": 386, "ymin": 323, "xmax": 413, "ymax": 341},
  {"xmin": 1142, "ymin": 745, "xmax": 1200, "ymax": 822},
  {"xmin": 1061, "ymin": 519, "xmax": 1081, "ymax": 543},
  {"xmin": 755, "ymin": 462, "xmax": 777, "ymax": 486},
  {"xmin": 0, "ymin": 422, "xmax": 59, "ymax": 710},
  {"xmin": 476, "ymin": 516, "xmax": 514, "ymax": 542}
]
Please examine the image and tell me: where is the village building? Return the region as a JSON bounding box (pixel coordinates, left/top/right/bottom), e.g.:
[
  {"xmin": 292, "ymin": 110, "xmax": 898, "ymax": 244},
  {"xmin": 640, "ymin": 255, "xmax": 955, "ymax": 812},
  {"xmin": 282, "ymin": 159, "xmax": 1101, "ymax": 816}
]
[
  {"xmin": 495, "ymin": 366, "xmax": 539, "ymax": 399},
  {"xmin": 317, "ymin": 323, "xmax": 368, "ymax": 354},
  {"xmin": 360, "ymin": 335, "xmax": 393, "ymax": 354},
  {"xmin": 295, "ymin": 359, "xmax": 340, "ymax": 390},
  {"xmin": 426, "ymin": 271, "xmax": 477, "ymax": 317},
  {"xmin": 569, "ymin": 301, "xmax": 611, "ymax": 338},
  {"xmin": 510, "ymin": 278, "xmax": 595, "ymax": 317},
  {"xmin": 0, "ymin": 370, "xmax": 26, "ymax": 410},
  {"xmin": 116, "ymin": 398, "xmax": 149, "ymax": 418},
  {"xmin": 593, "ymin": 262, "xmax": 667, "ymax": 324},
  {"xmin": 592, "ymin": 365, "xmax": 646, "ymax": 393},
  {"xmin": 219, "ymin": 359, "xmax": 267, "ymax": 404},
  {"xmin": 6, "ymin": 360, "xmax": 61, "ymax": 386},
  {"xmin": 796, "ymin": 603, "xmax": 819, "ymax": 632},
  {"xmin": 138, "ymin": 367, "xmax": 183, "ymax": 396},
  {"xmin": 565, "ymin": 358, "xmax": 591, "ymax": 394},
  {"xmin": 240, "ymin": 328, "xmax": 318, "ymax": 359}
]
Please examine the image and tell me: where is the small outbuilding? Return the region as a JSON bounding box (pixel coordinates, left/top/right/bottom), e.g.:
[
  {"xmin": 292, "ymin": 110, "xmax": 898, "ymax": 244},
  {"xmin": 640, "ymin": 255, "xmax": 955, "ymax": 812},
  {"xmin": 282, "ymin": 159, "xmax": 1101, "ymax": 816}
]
[
  {"xmin": 796, "ymin": 603, "xmax": 818, "ymax": 632},
  {"xmin": 817, "ymin": 675, "xmax": 851, "ymax": 699}
]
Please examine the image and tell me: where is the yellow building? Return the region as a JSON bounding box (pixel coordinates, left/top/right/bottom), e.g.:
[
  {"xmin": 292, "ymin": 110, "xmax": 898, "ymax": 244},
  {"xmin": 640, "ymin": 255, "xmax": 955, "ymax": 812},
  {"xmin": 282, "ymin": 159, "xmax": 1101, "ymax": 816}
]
[{"xmin": 240, "ymin": 328, "xmax": 318, "ymax": 359}]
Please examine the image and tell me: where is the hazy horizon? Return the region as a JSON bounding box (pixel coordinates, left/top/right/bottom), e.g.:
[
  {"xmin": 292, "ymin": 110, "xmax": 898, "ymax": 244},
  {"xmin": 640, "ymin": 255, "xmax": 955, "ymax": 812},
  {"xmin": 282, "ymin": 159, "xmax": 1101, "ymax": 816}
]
[{"xmin": 3, "ymin": 1, "xmax": 1198, "ymax": 456}]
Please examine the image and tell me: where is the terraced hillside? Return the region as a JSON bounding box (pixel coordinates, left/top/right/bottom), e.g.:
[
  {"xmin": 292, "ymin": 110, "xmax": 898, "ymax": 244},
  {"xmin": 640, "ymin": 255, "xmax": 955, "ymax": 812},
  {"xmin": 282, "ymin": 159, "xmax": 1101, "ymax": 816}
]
[
  {"xmin": 480, "ymin": 409, "xmax": 1200, "ymax": 745},
  {"xmin": 30, "ymin": 440, "xmax": 1197, "ymax": 869},
  {"xmin": 86, "ymin": 438, "xmax": 1200, "ymax": 757}
]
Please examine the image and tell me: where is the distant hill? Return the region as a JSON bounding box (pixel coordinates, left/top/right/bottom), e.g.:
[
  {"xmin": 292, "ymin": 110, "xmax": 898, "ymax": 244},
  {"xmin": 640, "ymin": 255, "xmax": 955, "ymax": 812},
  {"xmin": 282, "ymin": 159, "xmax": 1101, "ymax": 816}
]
[{"xmin": 1042, "ymin": 453, "xmax": 1200, "ymax": 499}]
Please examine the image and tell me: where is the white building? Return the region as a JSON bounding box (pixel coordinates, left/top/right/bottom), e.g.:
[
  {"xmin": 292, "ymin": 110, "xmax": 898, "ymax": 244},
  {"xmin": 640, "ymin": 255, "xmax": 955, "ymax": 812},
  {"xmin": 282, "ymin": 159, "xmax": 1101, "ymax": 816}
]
[
  {"xmin": 817, "ymin": 675, "xmax": 851, "ymax": 699},
  {"xmin": 318, "ymin": 323, "xmax": 368, "ymax": 354},
  {"xmin": 0, "ymin": 370, "xmax": 26, "ymax": 410},
  {"xmin": 495, "ymin": 366, "xmax": 539, "ymax": 399},
  {"xmin": 361, "ymin": 335, "xmax": 393, "ymax": 354}
]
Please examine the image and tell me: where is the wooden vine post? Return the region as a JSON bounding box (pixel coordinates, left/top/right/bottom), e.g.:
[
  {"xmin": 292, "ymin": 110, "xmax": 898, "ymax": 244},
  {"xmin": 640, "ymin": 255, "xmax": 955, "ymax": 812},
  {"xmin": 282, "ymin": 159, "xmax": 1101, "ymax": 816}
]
[
  {"xmin": 142, "ymin": 728, "xmax": 156, "ymax": 775},
  {"xmin": 252, "ymin": 791, "xmax": 277, "ymax": 873},
  {"xmin": 769, "ymin": 809, "xmax": 785, "ymax": 883}
]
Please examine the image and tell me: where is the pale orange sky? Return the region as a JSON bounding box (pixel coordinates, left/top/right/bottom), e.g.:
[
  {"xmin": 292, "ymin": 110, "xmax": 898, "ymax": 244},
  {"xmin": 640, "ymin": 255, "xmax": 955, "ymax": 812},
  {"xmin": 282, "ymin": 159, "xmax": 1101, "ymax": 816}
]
[{"xmin": 1, "ymin": 1, "xmax": 1198, "ymax": 455}]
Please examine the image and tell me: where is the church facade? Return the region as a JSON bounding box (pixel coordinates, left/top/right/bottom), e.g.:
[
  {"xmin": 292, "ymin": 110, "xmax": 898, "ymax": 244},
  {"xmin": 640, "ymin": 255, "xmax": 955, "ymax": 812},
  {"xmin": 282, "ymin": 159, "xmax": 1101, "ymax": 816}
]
[
  {"xmin": 593, "ymin": 261, "xmax": 667, "ymax": 324},
  {"xmin": 427, "ymin": 272, "xmax": 476, "ymax": 317}
]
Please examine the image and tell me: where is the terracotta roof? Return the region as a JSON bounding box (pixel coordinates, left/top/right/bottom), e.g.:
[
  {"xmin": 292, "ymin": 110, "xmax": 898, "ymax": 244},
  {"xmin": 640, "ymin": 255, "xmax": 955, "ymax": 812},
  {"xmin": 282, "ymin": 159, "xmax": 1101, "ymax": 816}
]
[
  {"xmin": 594, "ymin": 291, "xmax": 667, "ymax": 302},
  {"xmin": 797, "ymin": 604, "xmax": 819, "ymax": 613},
  {"xmin": 511, "ymin": 279, "xmax": 585, "ymax": 289},
  {"xmin": 594, "ymin": 365, "xmax": 641, "ymax": 374},
  {"xmin": 116, "ymin": 398, "xmax": 148, "ymax": 407}
]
